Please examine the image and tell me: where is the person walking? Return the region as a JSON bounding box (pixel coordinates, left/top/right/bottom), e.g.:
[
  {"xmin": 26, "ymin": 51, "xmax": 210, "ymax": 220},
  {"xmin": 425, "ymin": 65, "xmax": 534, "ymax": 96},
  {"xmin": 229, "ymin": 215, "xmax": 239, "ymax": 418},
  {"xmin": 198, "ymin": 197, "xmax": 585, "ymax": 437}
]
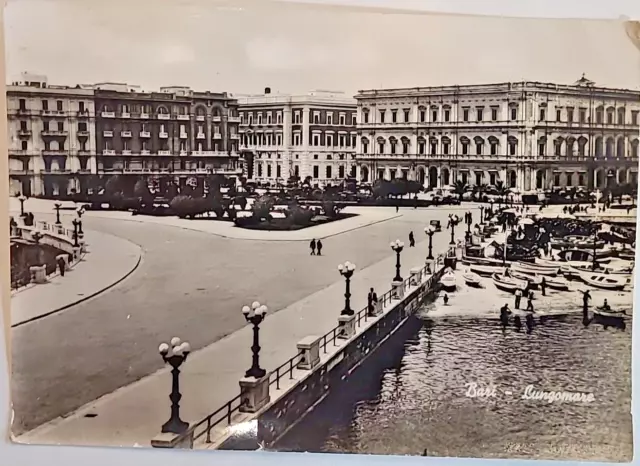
[
  {"xmin": 514, "ymin": 288, "xmax": 522, "ymax": 309},
  {"xmin": 582, "ymin": 289, "xmax": 591, "ymax": 314},
  {"xmin": 309, "ymin": 238, "xmax": 316, "ymax": 255},
  {"xmin": 409, "ymin": 231, "xmax": 415, "ymax": 247},
  {"xmin": 368, "ymin": 287, "xmax": 378, "ymax": 315},
  {"xmin": 526, "ymin": 296, "xmax": 535, "ymax": 313},
  {"xmin": 540, "ymin": 277, "xmax": 547, "ymax": 296},
  {"xmin": 57, "ymin": 256, "xmax": 66, "ymax": 277},
  {"xmin": 396, "ymin": 205, "xmax": 399, "ymax": 213},
  {"xmin": 316, "ymin": 239, "xmax": 323, "ymax": 256},
  {"xmin": 443, "ymin": 293, "xmax": 449, "ymax": 306}
]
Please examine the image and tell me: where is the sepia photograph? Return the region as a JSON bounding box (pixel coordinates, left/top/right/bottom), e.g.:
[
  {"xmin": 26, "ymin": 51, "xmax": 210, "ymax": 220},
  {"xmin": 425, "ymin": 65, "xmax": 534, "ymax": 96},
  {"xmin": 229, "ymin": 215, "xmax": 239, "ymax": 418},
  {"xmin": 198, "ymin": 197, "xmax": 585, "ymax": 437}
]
[{"xmin": 3, "ymin": 0, "xmax": 640, "ymax": 461}]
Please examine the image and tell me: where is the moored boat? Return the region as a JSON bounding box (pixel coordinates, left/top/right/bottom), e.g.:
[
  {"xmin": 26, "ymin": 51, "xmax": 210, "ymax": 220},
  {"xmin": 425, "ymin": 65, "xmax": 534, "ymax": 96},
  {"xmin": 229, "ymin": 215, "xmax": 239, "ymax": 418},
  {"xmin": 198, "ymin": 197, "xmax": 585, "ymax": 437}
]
[
  {"xmin": 510, "ymin": 270, "xmax": 541, "ymax": 289},
  {"xmin": 512, "ymin": 262, "xmax": 559, "ymax": 276},
  {"xmin": 463, "ymin": 271, "xmax": 482, "ymax": 288},
  {"xmin": 440, "ymin": 268, "xmax": 457, "ymax": 292},
  {"xmin": 593, "ymin": 308, "xmax": 626, "ymax": 329},
  {"xmin": 470, "ymin": 264, "xmax": 505, "ymax": 277},
  {"xmin": 544, "ymin": 276, "xmax": 570, "ymax": 291},
  {"xmin": 492, "ymin": 273, "xmax": 528, "ymax": 294},
  {"xmin": 578, "ymin": 271, "xmax": 627, "ymax": 291}
]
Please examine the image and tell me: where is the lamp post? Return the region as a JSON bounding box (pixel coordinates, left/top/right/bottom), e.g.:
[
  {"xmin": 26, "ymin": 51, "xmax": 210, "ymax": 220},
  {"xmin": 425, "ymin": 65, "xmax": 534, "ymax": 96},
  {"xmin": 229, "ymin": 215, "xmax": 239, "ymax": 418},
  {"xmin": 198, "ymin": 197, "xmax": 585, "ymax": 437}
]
[
  {"xmin": 72, "ymin": 218, "xmax": 80, "ymax": 247},
  {"xmin": 76, "ymin": 207, "xmax": 84, "ymax": 235},
  {"xmin": 158, "ymin": 337, "xmax": 191, "ymax": 435},
  {"xmin": 54, "ymin": 203, "xmax": 62, "ymax": 225},
  {"xmin": 390, "ymin": 239, "xmax": 404, "ymax": 282},
  {"xmin": 242, "ymin": 301, "xmax": 268, "ymax": 379},
  {"xmin": 18, "ymin": 195, "xmax": 27, "ymax": 217},
  {"xmin": 448, "ymin": 214, "xmax": 460, "ymax": 245},
  {"xmin": 466, "ymin": 211, "xmax": 473, "ymax": 234},
  {"xmin": 424, "ymin": 226, "xmax": 435, "ymax": 260},
  {"xmin": 338, "ymin": 261, "xmax": 356, "ymax": 316},
  {"xmin": 479, "ymin": 205, "xmax": 485, "ymax": 225}
]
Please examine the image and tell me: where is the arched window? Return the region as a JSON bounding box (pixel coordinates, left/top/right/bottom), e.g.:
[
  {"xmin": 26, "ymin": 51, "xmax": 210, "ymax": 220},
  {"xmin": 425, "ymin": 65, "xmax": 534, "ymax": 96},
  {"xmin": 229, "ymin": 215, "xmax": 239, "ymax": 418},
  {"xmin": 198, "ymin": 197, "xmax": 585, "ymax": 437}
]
[
  {"xmin": 417, "ymin": 136, "xmax": 426, "ymax": 155},
  {"xmin": 606, "ymin": 137, "xmax": 615, "ymax": 158},
  {"xmin": 538, "ymin": 136, "xmax": 547, "ymax": 156},
  {"xmin": 473, "ymin": 136, "xmax": 484, "ymax": 156},
  {"xmin": 442, "ymin": 137, "xmax": 451, "ymax": 155},
  {"xmin": 617, "ymin": 137, "xmax": 625, "ymax": 158},
  {"xmin": 618, "ymin": 108, "xmax": 626, "ymax": 125},
  {"xmin": 631, "ymin": 139, "xmax": 639, "ymax": 159},
  {"xmin": 157, "ymin": 106, "xmax": 169, "ymax": 115},
  {"xmin": 595, "ymin": 106, "xmax": 604, "ymax": 124},
  {"xmin": 377, "ymin": 137, "xmax": 385, "ymax": 154},
  {"xmin": 488, "ymin": 136, "xmax": 499, "ymax": 156},
  {"xmin": 595, "ymin": 137, "xmax": 603, "ymax": 157},
  {"xmin": 362, "ymin": 108, "xmax": 370, "ymax": 124},
  {"xmin": 578, "ymin": 136, "xmax": 588, "ymax": 156},
  {"xmin": 460, "ymin": 136, "xmax": 470, "ymax": 155},
  {"xmin": 606, "ymin": 106, "xmax": 615, "ymax": 125},
  {"xmin": 389, "ymin": 136, "xmax": 397, "ymax": 155},
  {"xmin": 401, "ymin": 136, "xmax": 410, "ymax": 154},
  {"xmin": 508, "ymin": 136, "xmax": 518, "ymax": 156},
  {"xmin": 566, "ymin": 137, "xmax": 576, "ymax": 157},
  {"xmin": 361, "ymin": 137, "xmax": 369, "ymax": 154},
  {"xmin": 554, "ymin": 137, "xmax": 564, "ymax": 156}
]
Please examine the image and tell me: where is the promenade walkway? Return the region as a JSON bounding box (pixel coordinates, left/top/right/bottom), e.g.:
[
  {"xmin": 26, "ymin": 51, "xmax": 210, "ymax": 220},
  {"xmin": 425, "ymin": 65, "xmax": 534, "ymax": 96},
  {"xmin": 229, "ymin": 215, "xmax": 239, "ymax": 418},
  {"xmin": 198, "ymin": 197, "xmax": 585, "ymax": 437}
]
[
  {"xmin": 15, "ymin": 223, "xmax": 465, "ymax": 447},
  {"xmin": 10, "ymin": 229, "xmax": 142, "ymax": 327}
]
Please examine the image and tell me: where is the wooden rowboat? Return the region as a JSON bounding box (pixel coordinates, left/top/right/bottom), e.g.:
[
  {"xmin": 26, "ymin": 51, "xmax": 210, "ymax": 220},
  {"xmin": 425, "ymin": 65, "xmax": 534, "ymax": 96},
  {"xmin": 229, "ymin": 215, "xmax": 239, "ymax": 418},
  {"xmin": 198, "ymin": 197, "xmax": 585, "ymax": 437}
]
[
  {"xmin": 578, "ymin": 271, "xmax": 627, "ymax": 291},
  {"xmin": 492, "ymin": 273, "xmax": 528, "ymax": 294},
  {"xmin": 470, "ymin": 264, "xmax": 505, "ymax": 277}
]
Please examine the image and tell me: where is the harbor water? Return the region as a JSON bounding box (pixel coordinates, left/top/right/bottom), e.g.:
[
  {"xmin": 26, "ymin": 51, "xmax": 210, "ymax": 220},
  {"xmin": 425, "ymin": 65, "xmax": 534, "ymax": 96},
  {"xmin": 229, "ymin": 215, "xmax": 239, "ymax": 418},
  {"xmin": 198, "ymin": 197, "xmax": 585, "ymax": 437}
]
[{"xmin": 275, "ymin": 268, "xmax": 633, "ymax": 462}]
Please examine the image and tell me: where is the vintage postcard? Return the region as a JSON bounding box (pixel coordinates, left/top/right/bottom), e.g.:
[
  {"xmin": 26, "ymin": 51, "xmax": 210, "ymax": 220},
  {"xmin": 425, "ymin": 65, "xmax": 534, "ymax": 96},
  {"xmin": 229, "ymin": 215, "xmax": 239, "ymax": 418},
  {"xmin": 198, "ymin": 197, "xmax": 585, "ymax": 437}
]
[{"xmin": 4, "ymin": 0, "xmax": 639, "ymax": 461}]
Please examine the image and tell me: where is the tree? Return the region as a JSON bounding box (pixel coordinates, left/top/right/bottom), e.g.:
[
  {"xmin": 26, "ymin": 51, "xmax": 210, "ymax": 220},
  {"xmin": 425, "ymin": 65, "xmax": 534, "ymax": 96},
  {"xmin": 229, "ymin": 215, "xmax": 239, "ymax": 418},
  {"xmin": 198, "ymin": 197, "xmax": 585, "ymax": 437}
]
[
  {"xmin": 235, "ymin": 195, "xmax": 248, "ymax": 211},
  {"xmin": 495, "ymin": 180, "xmax": 509, "ymax": 204},
  {"xmin": 251, "ymin": 195, "xmax": 275, "ymax": 221},
  {"xmin": 452, "ymin": 180, "xmax": 468, "ymax": 201},
  {"xmin": 134, "ymin": 178, "xmax": 154, "ymax": 205},
  {"xmin": 105, "ymin": 175, "xmax": 123, "ymax": 197}
]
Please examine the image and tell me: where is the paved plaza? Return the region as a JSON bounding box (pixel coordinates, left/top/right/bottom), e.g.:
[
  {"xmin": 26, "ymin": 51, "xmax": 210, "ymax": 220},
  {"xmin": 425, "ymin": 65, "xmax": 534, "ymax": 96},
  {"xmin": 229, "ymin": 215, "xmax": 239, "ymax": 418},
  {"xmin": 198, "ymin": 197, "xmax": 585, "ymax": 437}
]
[{"xmin": 10, "ymin": 200, "xmax": 475, "ymax": 439}]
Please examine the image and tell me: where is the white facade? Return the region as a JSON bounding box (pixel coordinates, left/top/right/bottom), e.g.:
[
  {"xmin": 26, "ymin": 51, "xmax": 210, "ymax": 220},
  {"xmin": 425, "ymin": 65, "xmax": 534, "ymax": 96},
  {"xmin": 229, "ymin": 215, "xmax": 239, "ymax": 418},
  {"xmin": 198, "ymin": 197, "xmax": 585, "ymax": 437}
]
[
  {"xmin": 237, "ymin": 90, "xmax": 357, "ymax": 185},
  {"xmin": 7, "ymin": 76, "xmax": 97, "ymax": 197},
  {"xmin": 354, "ymin": 78, "xmax": 640, "ymax": 191}
]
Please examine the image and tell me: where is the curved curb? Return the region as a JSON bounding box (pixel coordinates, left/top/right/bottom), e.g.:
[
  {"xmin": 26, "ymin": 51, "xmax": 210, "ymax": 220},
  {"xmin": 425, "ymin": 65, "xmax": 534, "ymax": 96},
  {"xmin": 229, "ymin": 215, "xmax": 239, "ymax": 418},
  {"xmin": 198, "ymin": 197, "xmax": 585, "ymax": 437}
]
[{"xmin": 11, "ymin": 248, "xmax": 143, "ymax": 329}]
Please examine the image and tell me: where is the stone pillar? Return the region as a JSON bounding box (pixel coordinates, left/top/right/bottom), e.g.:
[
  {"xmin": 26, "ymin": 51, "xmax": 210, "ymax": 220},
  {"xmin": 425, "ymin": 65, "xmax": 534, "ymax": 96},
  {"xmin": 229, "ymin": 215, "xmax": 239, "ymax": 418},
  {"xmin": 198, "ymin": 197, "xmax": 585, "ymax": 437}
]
[
  {"xmin": 29, "ymin": 265, "xmax": 47, "ymax": 284},
  {"xmin": 151, "ymin": 431, "xmax": 194, "ymax": 449},
  {"xmin": 296, "ymin": 336, "xmax": 321, "ymax": 370},
  {"xmin": 409, "ymin": 267, "xmax": 422, "ymax": 286},
  {"xmin": 391, "ymin": 281, "xmax": 405, "ymax": 299},
  {"xmin": 72, "ymin": 246, "xmax": 82, "ymax": 261},
  {"xmin": 56, "ymin": 254, "xmax": 70, "ymax": 271},
  {"xmin": 239, "ymin": 375, "xmax": 270, "ymax": 413},
  {"xmin": 337, "ymin": 314, "xmax": 356, "ymax": 340}
]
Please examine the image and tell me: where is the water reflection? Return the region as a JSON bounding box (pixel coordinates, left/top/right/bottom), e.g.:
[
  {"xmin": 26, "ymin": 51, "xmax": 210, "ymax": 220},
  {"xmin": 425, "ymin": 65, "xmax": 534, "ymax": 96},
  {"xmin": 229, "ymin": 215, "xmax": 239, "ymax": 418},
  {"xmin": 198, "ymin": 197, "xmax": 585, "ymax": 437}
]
[{"xmin": 276, "ymin": 309, "xmax": 632, "ymax": 461}]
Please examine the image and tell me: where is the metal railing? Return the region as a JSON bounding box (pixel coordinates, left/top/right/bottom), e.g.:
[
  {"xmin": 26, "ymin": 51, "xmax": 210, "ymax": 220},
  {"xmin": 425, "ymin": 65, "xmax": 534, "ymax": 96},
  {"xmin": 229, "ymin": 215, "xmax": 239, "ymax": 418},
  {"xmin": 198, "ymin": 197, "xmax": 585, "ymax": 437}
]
[{"xmin": 182, "ymin": 246, "xmax": 455, "ymax": 446}]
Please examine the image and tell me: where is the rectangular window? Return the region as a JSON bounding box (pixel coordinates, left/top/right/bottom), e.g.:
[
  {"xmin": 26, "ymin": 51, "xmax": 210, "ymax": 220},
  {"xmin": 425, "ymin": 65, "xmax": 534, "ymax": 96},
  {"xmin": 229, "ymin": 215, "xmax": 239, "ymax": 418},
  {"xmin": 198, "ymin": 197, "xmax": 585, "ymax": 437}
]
[
  {"xmin": 19, "ymin": 99, "xmax": 26, "ymax": 110},
  {"xmin": 404, "ymin": 109, "xmax": 410, "ymax": 122},
  {"xmin": 294, "ymin": 112, "xmax": 300, "ymax": 124},
  {"xmin": 42, "ymin": 100, "xmax": 48, "ymax": 110},
  {"xmin": 294, "ymin": 134, "xmax": 301, "ymax": 145},
  {"xmin": 267, "ymin": 114, "xmax": 272, "ymax": 124},
  {"xmin": 579, "ymin": 109, "xmax": 587, "ymax": 123},
  {"xmin": 391, "ymin": 110, "xmax": 397, "ymax": 123},
  {"xmin": 539, "ymin": 108, "xmax": 546, "ymax": 121},
  {"xmin": 443, "ymin": 142, "xmax": 449, "ymax": 155},
  {"xmin": 632, "ymin": 111, "xmax": 639, "ymax": 125},
  {"xmin": 77, "ymin": 121, "xmax": 86, "ymax": 131},
  {"xmin": 463, "ymin": 109, "xmax": 469, "ymax": 122},
  {"xmin": 43, "ymin": 120, "xmax": 50, "ymax": 131},
  {"xmin": 462, "ymin": 143, "xmax": 469, "ymax": 155},
  {"xmin": 510, "ymin": 108, "xmax": 517, "ymax": 120},
  {"xmin": 313, "ymin": 113, "xmax": 320, "ymax": 124},
  {"xmin": 476, "ymin": 143, "xmax": 482, "ymax": 155},
  {"xmin": 509, "ymin": 142, "xmax": 516, "ymax": 155},
  {"xmin": 57, "ymin": 121, "xmax": 64, "ymax": 131},
  {"xmin": 363, "ymin": 141, "xmax": 368, "ymax": 154},
  {"xmin": 123, "ymin": 140, "xmax": 130, "ymax": 151},
  {"xmin": 79, "ymin": 102, "xmax": 85, "ymax": 112},
  {"xmin": 444, "ymin": 109, "xmax": 450, "ymax": 122},
  {"xmin": 419, "ymin": 142, "xmax": 425, "ymax": 155},
  {"xmin": 352, "ymin": 115, "xmax": 356, "ymax": 126},
  {"xmin": 490, "ymin": 143, "xmax": 498, "ymax": 155},
  {"xmin": 556, "ymin": 109, "xmax": 562, "ymax": 122},
  {"xmin": 419, "ymin": 110, "xmax": 426, "ymax": 123},
  {"xmin": 491, "ymin": 108, "xmax": 498, "ymax": 121},
  {"xmin": 339, "ymin": 114, "xmax": 345, "ymax": 125},
  {"xmin": 257, "ymin": 114, "xmax": 263, "ymax": 125},
  {"xmin": 327, "ymin": 114, "xmax": 333, "ymax": 125},
  {"xmin": 326, "ymin": 134, "xmax": 333, "ymax": 146},
  {"xmin": 390, "ymin": 142, "xmax": 396, "ymax": 155},
  {"xmin": 539, "ymin": 143, "xmax": 545, "ymax": 156},
  {"xmin": 313, "ymin": 166, "xmax": 319, "ymax": 178},
  {"xmin": 554, "ymin": 174, "xmax": 560, "ymax": 186},
  {"xmin": 567, "ymin": 108, "xmax": 574, "ymax": 122},
  {"xmin": 402, "ymin": 142, "xmax": 408, "ymax": 154},
  {"xmin": 277, "ymin": 134, "xmax": 282, "ymax": 145},
  {"xmin": 379, "ymin": 110, "xmax": 385, "ymax": 123},
  {"xmin": 431, "ymin": 110, "xmax": 438, "ymax": 122},
  {"xmin": 363, "ymin": 112, "xmax": 369, "ymax": 124},
  {"xmin": 430, "ymin": 142, "xmax": 437, "ymax": 155},
  {"xmin": 57, "ymin": 100, "xmax": 63, "ymax": 111},
  {"xmin": 555, "ymin": 143, "xmax": 561, "ymax": 156},
  {"xmin": 277, "ymin": 113, "xmax": 282, "ymax": 124},
  {"xmin": 20, "ymin": 121, "xmax": 27, "ymax": 131},
  {"xmin": 477, "ymin": 107, "xmax": 484, "ymax": 122},
  {"xmin": 379, "ymin": 142, "xmax": 384, "ymax": 154},
  {"xmin": 313, "ymin": 134, "xmax": 319, "ymax": 146},
  {"xmin": 351, "ymin": 135, "xmax": 356, "ymax": 146}
]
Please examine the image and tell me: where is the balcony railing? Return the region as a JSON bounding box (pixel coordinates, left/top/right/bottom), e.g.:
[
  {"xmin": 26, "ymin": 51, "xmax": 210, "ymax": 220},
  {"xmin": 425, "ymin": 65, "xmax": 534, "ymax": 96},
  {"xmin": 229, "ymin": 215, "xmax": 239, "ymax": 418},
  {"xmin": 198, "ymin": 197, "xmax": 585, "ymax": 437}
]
[
  {"xmin": 177, "ymin": 114, "xmax": 190, "ymax": 121},
  {"xmin": 196, "ymin": 115, "xmax": 205, "ymax": 122},
  {"xmin": 18, "ymin": 130, "xmax": 32, "ymax": 137},
  {"xmin": 42, "ymin": 150, "xmax": 69, "ymax": 156},
  {"xmin": 121, "ymin": 131, "xmax": 132, "ymax": 137},
  {"xmin": 41, "ymin": 169, "xmax": 72, "ymax": 174},
  {"xmin": 191, "ymin": 150, "xmax": 215, "ymax": 156},
  {"xmin": 122, "ymin": 150, "xmax": 132, "ymax": 155},
  {"xmin": 158, "ymin": 150, "xmax": 171, "ymax": 155},
  {"xmin": 230, "ymin": 134, "xmax": 240, "ymax": 140},
  {"xmin": 179, "ymin": 150, "xmax": 188, "ymax": 156},
  {"xmin": 103, "ymin": 130, "xmax": 114, "ymax": 137},
  {"xmin": 180, "ymin": 132, "xmax": 188, "ymax": 139},
  {"xmin": 213, "ymin": 133, "xmax": 222, "ymax": 139},
  {"xmin": 228, "ymin": 116, "xmax": 241, "ymax": 123},
  {"xmin": 140, "ymin": 131, "xmax": 151, "ymax": 138},
  {"xmin": 77, "ymin": 130, "xmax": 90, "ymax": 138},
  {"xmin": 102, "ymin": 149, "xmax": 116, "ymax": 155},
  {"xmin": 101, "ymin": 111, "xmax": 115, "ymax": 118},
  {"xmin": 141, "ymin": 150, "xmax": 151, "ymax": 155},
  {"xmin": 159, "ymin": 132, "xmax": 169, "ymax": 138},
  {"xmin": 212, "ymin": 116, "xmax": 222, "ymax": 123},
  {"xmin": 9, "ymin": 168, "xmax": 34, "ymax": 176},
  {"xmin": 121, "ymin": 112, "xmax": 131, "ymax": 119},
  {"xmin": 41, "ymin": 130, "xmax": 69, "ymax": 137},
  {"xmin": 157, "ymin": 113, "xmax": 171, "ymax": 120},
  {"xmin": 196, "ymin": 133, "xmax": 206, "ymax": 139},
  {"xmin": 77, "ymin": 110, "xmax": 90, "ymax": 117},
  {"xmin": 140, "ymin": 113, "xmax": 150, "ymax": 119}
]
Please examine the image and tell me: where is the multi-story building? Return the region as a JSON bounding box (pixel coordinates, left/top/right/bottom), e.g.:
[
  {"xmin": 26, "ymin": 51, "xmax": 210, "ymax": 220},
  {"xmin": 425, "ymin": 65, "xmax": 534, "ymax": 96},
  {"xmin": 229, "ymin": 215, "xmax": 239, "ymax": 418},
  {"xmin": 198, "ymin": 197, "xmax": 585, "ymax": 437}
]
[
  {"xmin": 94, "ymin": 84, "xmax": 241, "ymax": 194},
  {"xmin": 354, "ymin": 76, "xmax": 640, "ymax": 191},
  {"xmin": 7, "ymin": 73, "xmax": 97, "ymax": 197},
  {"xmin": 237, "ymin": 89, "xmax": 358, "ymax": 185}
]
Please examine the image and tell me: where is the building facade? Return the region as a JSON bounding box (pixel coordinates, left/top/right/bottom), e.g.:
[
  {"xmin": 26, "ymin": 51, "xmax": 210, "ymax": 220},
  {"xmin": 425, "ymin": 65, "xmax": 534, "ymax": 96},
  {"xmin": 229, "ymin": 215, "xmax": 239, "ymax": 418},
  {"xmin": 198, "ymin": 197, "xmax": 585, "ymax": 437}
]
[
  {"xmin": 237, "ymin": 89, "xmax": 357, "ymax": 185},
  {"xmin": 7, "ymin": 73, "xmax": 97, "ymax": 197},
  {"xmin": 354, "ymin": 77, "xmax": 640, "ymax": 191},
  {"xmin": 93, "ymin": 84, "xmax": 241, "ymax": 194}
]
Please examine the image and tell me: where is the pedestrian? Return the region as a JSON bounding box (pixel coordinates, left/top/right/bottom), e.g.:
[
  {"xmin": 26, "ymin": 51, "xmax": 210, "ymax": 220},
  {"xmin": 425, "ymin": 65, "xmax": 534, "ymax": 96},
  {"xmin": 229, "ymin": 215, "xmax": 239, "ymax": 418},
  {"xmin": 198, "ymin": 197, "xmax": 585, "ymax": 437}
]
[
  {"xmin": 526, "ymin": 296, "xmax": 535, "ymax": 313},
  {"xmin": 582, "ymin": 289, "xmax": 591, "ymax": 313},
  {"xmin": 396, "ymin": 205, "xmax": 399, "ymax": 213},
  {"xmin": 541, "ymin": 277, "xmax": 546, "ymax": 296},
  {"xmin": 514, "ymin": 288, "xmax": 522, "ymax": 309},
  {"xmin": 443, "ymin": 293, "xmax": 449, "ymax": 306},
  {"xmin": 409, "ymin": 231, "xmax": 415, "ymax": 247},
  {"xmin": 309, "ymin": 238, "xmax": 316, "ymax": 255},
  {"xmin": 368, "ymin": 287, "xmax": 378, "ymax": 315},
  {"xmin": 316, "ymin": 239, "xmax": 323, "ymax": 256},
  {"xmin": 57, "ymin": 256, "xmax": 66, "ymax": 277}
]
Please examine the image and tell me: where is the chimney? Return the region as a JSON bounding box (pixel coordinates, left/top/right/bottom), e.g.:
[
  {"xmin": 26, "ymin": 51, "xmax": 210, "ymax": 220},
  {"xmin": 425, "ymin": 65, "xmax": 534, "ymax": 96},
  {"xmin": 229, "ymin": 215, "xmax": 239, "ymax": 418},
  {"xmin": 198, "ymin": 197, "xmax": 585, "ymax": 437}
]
[{"xmin": 264, "ymin": 87, "xmax": 271, "ymax": 95}]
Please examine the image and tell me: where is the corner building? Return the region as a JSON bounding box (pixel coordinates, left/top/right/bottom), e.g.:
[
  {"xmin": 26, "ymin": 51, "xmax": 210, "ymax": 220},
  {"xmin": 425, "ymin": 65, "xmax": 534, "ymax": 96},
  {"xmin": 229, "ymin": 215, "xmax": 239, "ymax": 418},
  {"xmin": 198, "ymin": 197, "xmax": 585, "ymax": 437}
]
[
  {"xmin": 237, "ymin": 90, "xmax": 357, "ymax": 185},
  {"xmin": 354, "ymin": 78, "xmax": 640, "ymax": 191}
]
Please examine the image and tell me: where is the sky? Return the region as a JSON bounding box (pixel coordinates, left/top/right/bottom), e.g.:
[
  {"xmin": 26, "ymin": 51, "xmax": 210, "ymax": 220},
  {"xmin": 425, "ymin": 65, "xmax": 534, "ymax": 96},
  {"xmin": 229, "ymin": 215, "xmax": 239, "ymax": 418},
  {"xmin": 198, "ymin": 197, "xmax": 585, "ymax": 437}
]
[{"xmin": 4, "ymin": 0, "xmax": 640, "ymax": 96}]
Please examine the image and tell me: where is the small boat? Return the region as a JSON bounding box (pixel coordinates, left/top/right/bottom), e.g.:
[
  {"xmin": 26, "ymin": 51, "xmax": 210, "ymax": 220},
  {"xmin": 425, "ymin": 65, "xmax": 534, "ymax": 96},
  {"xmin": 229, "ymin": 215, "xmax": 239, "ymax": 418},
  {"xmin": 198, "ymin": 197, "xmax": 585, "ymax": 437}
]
[
  {"xmin": 578, "ymin": 271, "xmax": 627, "ymax": 291},
  {"xmin": 593, "ymin": 308, "xmax": 626, "ymax": 329},
  {"xmin": 512, "ymin": 263, "xmax": 559, "ymax": 277},
  {"xmin": 492, "ymin": 273, "xmax": 528, "ymax": 294},
  {"xmin": 510, "ymin": 270, "xmax": 542, "ymax": 289},
  {"xmin": 463, "ymin": 271, "xmax": 482, "ymax": 288},
  {"xmin": 543, "ymin": 276, "xmax": 570, "ymax": 291},
  {"xmin": 462, "ymin": 256, "xmax": 508, "ymax": 267},
  {"xmin": 439, "ymin": 268, "xmax": 457, "ymax": 292},
  {"xmin": 470, "ymin": 264, "xmax": 505, "ymax": 277},
  {"xmin": 517, "ymin": 261, "xmax": 559, "ymax": 272}
]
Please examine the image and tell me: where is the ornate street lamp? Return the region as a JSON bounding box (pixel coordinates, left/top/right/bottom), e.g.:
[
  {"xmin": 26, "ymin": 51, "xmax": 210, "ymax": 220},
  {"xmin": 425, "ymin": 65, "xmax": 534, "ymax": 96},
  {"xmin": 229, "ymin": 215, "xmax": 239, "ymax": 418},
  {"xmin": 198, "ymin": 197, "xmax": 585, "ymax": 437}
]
[
  {"xmin": 390, "ymin": 239, "xmax": 405, "ymax": 282},
  {"xmin": 18, "ymin": 194, "xmax": 27, "ymax": 217},
  {"xmin": 54, "ymin": 203, "xmax": 62, "ymax": 225},
  {"xmin": 72, "ymin": 218, "xmax": 80, "ymax": 247},
  {"xmin": 158, "ymin": 337, "xmax": 191, "ymax": 435},
  {"xmin": 424, "ymin": 226, "xmax": 436, "ymax": 260},
  {"xmin": 76, "ymin": 207, "xmax": 85, "ymax": 235},
  {"xmin": 338, "ymin": 261, "xmax": 356, "ymax": 316},
  {"xmin": 447, "ymin": 214, "xmax": 460, "ymax": 245},
  {"xmin": 241, "ymin": 301, "xmax": 268, "ymax": 379}
]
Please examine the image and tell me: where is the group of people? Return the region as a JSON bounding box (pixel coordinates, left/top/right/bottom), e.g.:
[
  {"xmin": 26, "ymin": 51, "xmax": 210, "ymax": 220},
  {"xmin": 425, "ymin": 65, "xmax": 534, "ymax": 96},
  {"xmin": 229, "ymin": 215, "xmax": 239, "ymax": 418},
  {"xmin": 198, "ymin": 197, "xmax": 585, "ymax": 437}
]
[{"xmin": 309, "ymin": 239, "xmax": 324, "ymax": 255}]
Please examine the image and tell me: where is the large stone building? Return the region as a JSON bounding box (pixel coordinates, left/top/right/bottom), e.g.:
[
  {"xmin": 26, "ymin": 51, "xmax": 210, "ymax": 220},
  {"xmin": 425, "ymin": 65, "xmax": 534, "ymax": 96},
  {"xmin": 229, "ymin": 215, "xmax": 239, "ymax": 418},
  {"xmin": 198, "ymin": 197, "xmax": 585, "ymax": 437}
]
[
  {"xmin": 93, "ymin": 84, "xmax": 241, "ymax": 194},
  {"xmin": 237, "ymin": 89, "xmax": 357, "ymax": 185},
  {"xmin": 7, "ymin": 73, "xmax": 97, "ymax": 197},
  {"xmin": 354, "ymin": 77, "xmax": 640, "ymax": 191},
  {"xmin": 6, "ymin": 74, "xmax": 242, "ymax": 197}
]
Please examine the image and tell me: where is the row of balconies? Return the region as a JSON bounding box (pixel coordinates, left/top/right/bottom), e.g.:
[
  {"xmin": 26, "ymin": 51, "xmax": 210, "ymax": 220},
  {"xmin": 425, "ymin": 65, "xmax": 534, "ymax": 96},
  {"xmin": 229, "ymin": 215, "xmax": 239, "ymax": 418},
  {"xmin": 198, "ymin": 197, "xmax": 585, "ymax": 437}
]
[
  {"xmin": 100, "ymin": 112, "xmax": 240, "ymax": 123},
  {"xmin": 354, "ymin": 153, "xmax": 639, "ymax": 163},
  {"xmin": 356, "ymin": 119, "xmax": 640, "ymax": 129},
  {"xmin": 9, "ymin": 168, "xmax": 96, "ymax": 175},
  {"xmin": 100, "ymin": 130, "xmax": 239, "ymax": 140},
  {"xmin": 100, "ymin": 150, "xmax": 237, "ymax": 157},
  {"xmin": 99, "ymin": 167, "xmax": 242, "ymax": 175},
  {"xmin": 17, "ymin": 129, "xmax": 91, "ymax": 138}
]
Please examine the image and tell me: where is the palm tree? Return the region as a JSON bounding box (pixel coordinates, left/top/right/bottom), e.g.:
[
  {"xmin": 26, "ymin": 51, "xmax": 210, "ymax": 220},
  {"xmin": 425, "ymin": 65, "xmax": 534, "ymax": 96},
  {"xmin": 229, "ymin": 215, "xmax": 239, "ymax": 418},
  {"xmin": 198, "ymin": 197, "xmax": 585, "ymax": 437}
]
[
  {"xmin": 452, "ymin": 180, "xmax": 468, "ymax": 201},
  {"xmin": 495, "ymin": 180, "xmax": 509, "ymax": 205}
]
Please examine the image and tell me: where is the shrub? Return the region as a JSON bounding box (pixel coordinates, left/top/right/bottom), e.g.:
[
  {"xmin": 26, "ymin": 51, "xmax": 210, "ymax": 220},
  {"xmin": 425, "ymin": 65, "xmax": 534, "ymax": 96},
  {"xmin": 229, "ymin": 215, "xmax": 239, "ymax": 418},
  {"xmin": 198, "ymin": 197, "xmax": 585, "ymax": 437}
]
[
  {"xmin": 170, "ymin": 196, "xmax": 210, "ymax": 219},
  {"xmin": 252, "ymin": 195, "xmax": 275, "ymax": 220},
  {"xmin": 291, "ymin": 206, "xmax": 314, "ymax": 225}
]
